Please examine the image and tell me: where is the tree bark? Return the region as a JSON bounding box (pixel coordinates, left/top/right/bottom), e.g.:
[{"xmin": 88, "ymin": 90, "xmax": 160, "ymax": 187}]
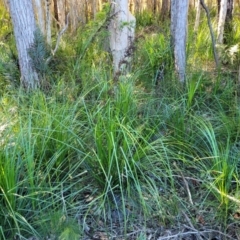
[
  {"xmin": 45, "ymin": 0, "xmax": 52, "ymax": 46},
  {"xmin": 194, "ymin": 0, "xmax": 201, "ymax": 33},
  {"xmin": 53, "ymin": 0, "xmax": 66, "ymax": 29},
  {"xmin": 217, "ymin": 0, "xmax": 221, "ymax": 15},
  {"xmin": 33, "ymin": 0, "xmax": 45, "ymax": 34},
  {"xmin": 153, "ymin": 0, "xmax": 157, "ymax": 15},
  {"xmin": 217, "ymin": 0, "xmax": 227, "ymax": 44},
  {"xmin": 171, "ymin": 0, "xmax": 189, "ymax": 83},
  {"xmin": 109, "ymin": 0, "xmax": 136, "ymax": 76},
  {"xmin": 161, "ymin": 0, "xmax": 169, "ymax": 21},
  {"xmin": 9, "ymin": 0, "xmax": 39, "ymax": 89},
  {"xmin": 224, "ymin": 0, "xmax": 233, "ymax": 43}
]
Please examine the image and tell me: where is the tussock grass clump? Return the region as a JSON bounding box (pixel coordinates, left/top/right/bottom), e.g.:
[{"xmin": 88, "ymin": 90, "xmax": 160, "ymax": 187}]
[{"xmin": 1, "ymin": 4, "xmax": 240, "ymax": 239}]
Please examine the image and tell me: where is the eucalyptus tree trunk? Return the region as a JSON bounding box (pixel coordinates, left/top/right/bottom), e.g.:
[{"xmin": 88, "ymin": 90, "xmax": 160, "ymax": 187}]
[
  {"xmin": 9, "ymin": 0, "xmax": 39, "ymax": 89},
  {"xmin": 217, "ymin": 0, "xmax": 227, "ymax": 44},
  {"xmin": 53, "ymin": 0, "xmax": 66, "ymax": 29},
  {"xmin": 189, "ymin": 0, "xmax": 195, "ymax": 9},
  {"xmin": 224, "ymin": 0, "xmax": 233, "ymax": 42},
  {"xmin": 45, "ymin": 0, "xmax": 52, "ymax": 46},
  {"xmin": 33, "ymin": 0, "xmax": 45, "ymax": 34},
  {"xmin": 161, "ymin": 0, "xmax": 169, "ymax": 21},
  {"xmin": 69, "ymin": 0, "xmax": 82, "ymax": 32},
  {"xmin": 85, "ymin": 0, "xmax": 89, "ymax": 23},
  {"xmin": 217, "ymin": 0, "xmax": 221, "ymax": 15},
  {"xmin": 153, "ymin": 0, "xmax": 157, "ymax": 14},
  {"xmin": 194, "ymin": 0, "xmax": 201, "ymax": 33},
  {"xmin": 109, "ymin": 0, "xmax": 136, "ymax": 75},
  {"xmin": 129, "ymin": 0, "xmax": 134, "ymax": 13},
  {"xmin": 91, "ymin": 0, "xmax": 97, "ymax": 20},
  {"xmin": 135, "ymin": 0, "xmax": 140, "ymax": 14},
  {"xmin": 171, "ymin": 0, "xmax": 189, "ymax": 82}
]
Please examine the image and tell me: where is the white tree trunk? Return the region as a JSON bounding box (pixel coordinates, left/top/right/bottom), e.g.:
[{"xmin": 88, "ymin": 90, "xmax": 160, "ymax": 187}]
[
  {"xmin": 9, "ymin": 0, "xmax": 39, "ymax": 89},
  {"xmin": 33, "ymin": 0, "xmax": 45, "ymax": 34},
  {"xmin": 45, "ymin": 0, "xmax": 52, "ymax": 46},
  {"xmin": 194, "ymin": 0, "xmax": 201, "ymax": 33},
  {"xmin": 217, "ymin": 0, "xmax": 227, "ymax": 44},
  {"xmin": 109, "ymin": 0, "xmax": 136, "ymax": 75},
  {"xmin": 171, "ymin": 0, "xmax": 189, "ymax": 82}
]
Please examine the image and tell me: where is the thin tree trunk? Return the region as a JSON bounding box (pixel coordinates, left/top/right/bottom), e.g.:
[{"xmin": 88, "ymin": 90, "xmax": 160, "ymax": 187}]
[
  {"xmin": 45, "ymin": 0, "xmax": 52, "ymax": 46},
  {"xmin": 171, "ymin": 0, "xmax": 189, "ymax": 83},
  {"xmin": 161, "ymin": 0, "xmax": 169, "ymax": 21},
  {"xmin": 129, "ymin": 0, "xmax": 134, "ymax": 13},
  {"xmin": 194, "ymin": 0, "xmax": 201, "ymax": 33},
  {"xmin": 224, "ymin": 0, "xmax": 233, "ymax": 43},
  {"xmin": 85, "ymin": 0, "xmax": 89, "ymax": 23},
  {"xmin": 200, "ymin": 0, "xmax": 219, "ymax": 68},
  {"xmin": 135, "ymin": 0, "xmax": 140, "ymax": 14},
  {"xmin": 53, "ymin": 0, "xmax": 59, "ymax": 26},
  {"xmin": 91, "ymin": 0, "xmax": 97, "ymax": 20},
  {"xmin": 189, "ymin": 0, "xmax": 195, "ymax": 9},
  {"xmin": 217, "ymin": 0, "xmax": 227, "ymax": 44},
  {"xmin": 33, "ymin": 0, "xmax": 45, "ymax": 34},
  {"xmin": 153, "ymin": 0, "xmax": 157, "ymax": 15},
  {"xmin": 217, "ymin": 0, "xmax": 221, "ymax": 15},
  {"xmin": 9, "ymin": 0, "xmax": 39, "ymax": 89},
  {"xmin": 69, "ymin": 0, "xmax": 80, "ymax": 32},
  {"xmin": 56, "ymin": 0, "xmax": 66, "ymax": 29}
]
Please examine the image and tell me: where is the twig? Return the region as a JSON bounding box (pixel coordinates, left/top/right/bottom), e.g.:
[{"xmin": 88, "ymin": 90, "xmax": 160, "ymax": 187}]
[
  {"xmin": 61, "ymin": 183, "xmax": 67, "ymax": 215},
  {"xmin": 172, "ymin": 175, "xmax": 203, "ymax": 183},
  {"xmin": 200, "ymin": 0, "xmax": 219, "ymax": 69},
  {"xmin": 182, "ymin": 212, "xmax": 204, "ymax": 240},
  {"xmin": 46, "ymin": 13, "xmax": 70, "ymax": 64},
  {"xmin": 173, "ymin": 162, "xmax": 193, "ymax": 205},
  {"xmin": 238, "ymin": 64, "xmax": 240, "ymax": 85},
  {"xmin": 157, "ymin": 230, "xmax": 205, "ymax": 240},
  {"xmin": 157, "ymin": 229, "xmax": 235, "ymax": 240}
]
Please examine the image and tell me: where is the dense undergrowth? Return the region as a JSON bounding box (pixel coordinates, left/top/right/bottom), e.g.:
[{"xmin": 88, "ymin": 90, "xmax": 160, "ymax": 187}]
[{"xmin": 1, "ymin": 4, "xmax": 240, "ymax": 240}]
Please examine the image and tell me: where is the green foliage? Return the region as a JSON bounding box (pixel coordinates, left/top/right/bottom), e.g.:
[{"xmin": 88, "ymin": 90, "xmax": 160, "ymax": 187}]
[
  {"xmin": 1, "ymin": 3, "xmax": 240, "ymax": 238},
  {"xmin": 38, "ymin": 212, "xmax": 81, "ymax": 239},
  {"xmin": 133, "ymin": 31, "xmax": 173, "ymax": 90},
  {"xmin": 135, "ymin": 10, "xmax": 154, "ymax": 27},
  {"xmin": 28, "ymin": 28, "xmax": 51, "ymax": 76},
  {"xmin": 0, "ymin": 90, "xmax": 86, "ymax": 238},
  {"xmin": 83, "ymin": 79, "xmax": 145, "ymax": 188}
]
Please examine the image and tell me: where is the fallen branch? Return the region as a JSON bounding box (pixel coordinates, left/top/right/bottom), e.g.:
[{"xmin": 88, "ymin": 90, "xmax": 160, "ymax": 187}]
[
  {"xmin": 182, "ymin": 212, "xmax": 204, "ymax": 240},
  {"xmin": 173, "ymin": 162, "xmax": 193, "ymax": 205},
  {"xmin": 157, "ymin": 229, "xmax": 235, "ymax": 240}
]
